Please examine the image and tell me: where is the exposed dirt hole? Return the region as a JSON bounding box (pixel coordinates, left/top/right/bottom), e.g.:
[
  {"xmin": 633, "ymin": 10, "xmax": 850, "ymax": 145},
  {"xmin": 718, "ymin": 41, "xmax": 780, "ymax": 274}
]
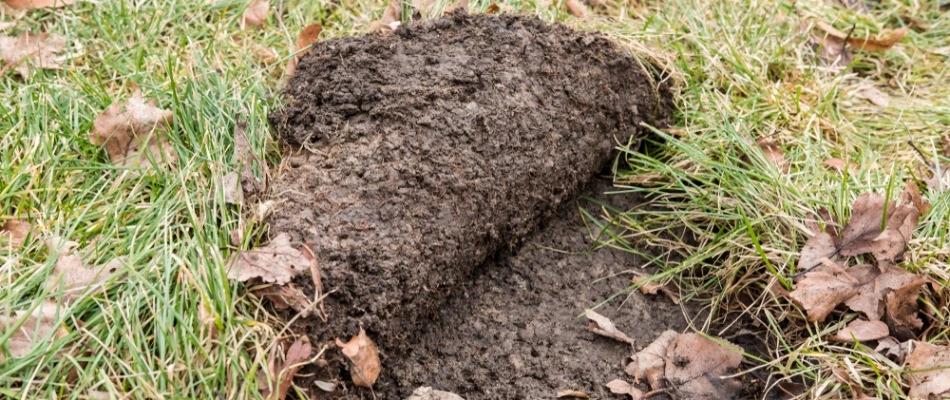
[{"xmin": 266, "ymin": 12, "xmax": 676, "ymax": 399}]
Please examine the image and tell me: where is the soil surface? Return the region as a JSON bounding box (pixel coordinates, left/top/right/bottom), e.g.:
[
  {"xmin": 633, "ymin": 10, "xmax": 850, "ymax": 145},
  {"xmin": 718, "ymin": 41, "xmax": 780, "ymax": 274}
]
[
  {"xmin": 266, "ymin": 11, "xmax": 674, "ymax": 398},
  {"xmin": 376, "ymin": 179, "xmax": 688, "ymax": 399}
]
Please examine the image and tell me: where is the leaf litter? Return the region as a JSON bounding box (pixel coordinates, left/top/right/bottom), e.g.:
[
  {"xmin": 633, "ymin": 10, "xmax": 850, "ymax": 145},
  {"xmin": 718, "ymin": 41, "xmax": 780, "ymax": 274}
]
[
  {"xmin": 0, "ymin": 300, "xmax": 68, "ymax": 361},
  {"xmin": 44, "ymin": 237, "xmax": 123, "ymax": 302},
  {"xmin": 585, "ymin": 309, "xmax": 636, "ymax": 345},
  {"xmin": 241, "ymin": 0, "xmax": 268, "ymax": 29},
  {"xmin": 335, "ymin": 327, "xmax": 381, "ymax": 388},
  {"xmin": 1, "ymin": 218, "xmax": 31, "ymax": 248},
  {"xmin": 261, "ymin": 337, "xmax": 313, "ymax": 400},
  {"xmin": 89, "ymin": 90, "xmax": 177, "ymax": 169},
  {"xmin": 905, "ymin": 341, "xmax": 950, "ymax": 399},
  {"xmin": 227, "ymin": 233, "xmax": 310, "ymax": 285},
  {"xmin": 831, "ymin": 319, "xmax": 889, "ymax": 342},
  {"xmin": 0, "ymin": 31, "xmax": 66, "ymax": 76}
]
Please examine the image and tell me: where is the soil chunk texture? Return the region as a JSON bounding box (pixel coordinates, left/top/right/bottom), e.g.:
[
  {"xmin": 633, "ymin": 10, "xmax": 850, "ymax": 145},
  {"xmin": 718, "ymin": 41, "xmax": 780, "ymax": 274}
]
[{"xmin": 266, "ymin": 11, "xmax": 673, "ymax": 396}]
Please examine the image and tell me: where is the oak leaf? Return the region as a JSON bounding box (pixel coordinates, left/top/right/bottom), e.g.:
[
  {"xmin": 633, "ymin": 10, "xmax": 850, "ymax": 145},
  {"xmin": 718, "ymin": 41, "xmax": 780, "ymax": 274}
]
[
  {"xmin": 335, "ymin": 327, "xmax": 381, "ymax": 387},
  {"xmin": 90, "ymin": 90, "xmax": 176, "ymax": 169},
  {"xmin": 227, "ymin": 233, "xmax": 310, "ymax": 284},
  {"xmin": 905, "ymin": 341, "xmax": 950, "ymax": 399},
  {"xmin": 0, "ymin": 32, "xmax": 66, "ymax": 76}
]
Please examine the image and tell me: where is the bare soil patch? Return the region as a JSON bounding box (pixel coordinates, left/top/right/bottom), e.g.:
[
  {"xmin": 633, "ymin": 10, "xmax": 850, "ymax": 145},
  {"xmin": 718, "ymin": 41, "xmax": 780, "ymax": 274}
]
[{"xmin": 266, "ymin": 12, "xmax": 674, "ymax": 398}]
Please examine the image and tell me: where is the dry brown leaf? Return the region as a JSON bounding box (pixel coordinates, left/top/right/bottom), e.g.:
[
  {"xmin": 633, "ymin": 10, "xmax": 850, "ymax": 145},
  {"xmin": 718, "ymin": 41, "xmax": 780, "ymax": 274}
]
[
  {"xmin": 901, "ymin": 180, "xmax": 930, "ymax": 216},
  {"xmin": 444, "ymin": 0, "xmax": 469, "ymax": 14},
  {"xmin": 831, "ymin": 319, "xmax": 888, "ymax": 342},
  {"xmin": 875, "ymin": 337, "xmax": 910, "ymax": 361},
  {"xmin": 555, "ymin": 390, "xmax": 590, "ymax": 399},
  {"xmin": 632, "ymin": 275, "xmax": 679, "ymax": 304},
  {"xmin": 485, "ymin": 3, "xmax": 500, "ymax": 14},
  {"xmin": 220, "ymin": 171, "xmax": 244, "ymax": 206},
  {"xmin": 241, "ymin": 0, "xmax": 269, "ymax": 29},
  {"xmin": 905, "ymin": 341, "xmax": 950, "ymax": 399},
  {"xmin": 227, "ymin": 233, "xmax": 310, "ymax": 284},
  {"xmin": 790, "ymin": 268, "xmax": 862, "ymax": 322},
  {"xmin": 625, "ymin": 330, "xmax": 677, "ymax": 387},
  {"xmin": 250, "ymin": 44, "xmax": 279, "ymax": 65},
  {"xmin": 824, "ymin": 158, "xmax": 858, "ymax": 175},
  {"xmin": 335, "ymin": 327, "xmax": 381, "ymax": 387},
  {"xmin": 798, "ymin": 231, "xmax": 837, "ymax": 272},
  {"xmin": 406, "ymin": 387, "xmax": 465, "ymax": 400},
  {"xmin": 755, "ymin": 138, "xmax": 789, "ymax": 174},
  {"xmin": 565, "ymin": 0, "xmax": 588, "ymax": 17},
  {"xmin": 0, "ymin": 32, "xmax": 66, "ymax": 76},
  {"xmin": 664, "ymin": 333, "xmax": 744, "ymax": 399},
  {"xmin": 855, "ymin": 84, "xmax": 889, "ymax": 108},
  {"xmin": 4, "ymin": 0, "xmax": 77, "ymax": 10},
  {"xmin": 270, "ymin": 338, "xmax": 312, "ymax": 400},
  {"xmin": 1, "ymin": 219, "xmax": 31, "ymax": 248},
  {"xmin": 0, "ymin": 300, "xmax": 68, "ymax": 362},
  {"xmin": 251, "ymin": 284, "xmax": 313, "ymax": 317},
  {"xmin": 845, "ymin": 263, "xmax": 926, "ymax": 321},
  {"xmin": 885, "ymin": 278, "xmax": 927, "ymax": 340},
  {"xmin": 811, "ymin": 33, "xmax": 852, "ymax": 69},
  {"xmin": 90, "ymin": 90, "xmax": 176, "ymax": 169},
  {"xmin": 585, "ymin": 309, "xmax": 636, "ymax": 345},
  {"xmin": 837, "ymin": 192, "xmax": 919, "ymax": 262},
  {"xmin": 45, "ymin": 238, "xmax": 122, "ymax": 302},
  {"xmin": 369, "ymin": 0, "xmax": 401, "ymax": 33},
  {"xmin": 283, "ymin": 23, "xmax": 322, "ymax": 77},
  {"xmin": 815, "ymin": 21, "xmax": 909, "ymax": 52},
  {"xmin": 605, "ymin": 380, "xmax": 643, "ymax": 399}
]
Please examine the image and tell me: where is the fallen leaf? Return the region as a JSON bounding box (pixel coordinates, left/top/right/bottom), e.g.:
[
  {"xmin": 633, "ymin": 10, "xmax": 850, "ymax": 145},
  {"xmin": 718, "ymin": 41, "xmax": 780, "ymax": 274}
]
[
  {"xmin": 664, "ymin": 333, "xmax": 744, "ymax": 399},
  {"xmin": 4, "ymin": 0, "xmax": 77, "ymax": 10},
  {"xmin": 0, "ymin": 300, "xmax": 68, "ymax": 361},
  {"xmin": 837, "ymin": 192, "xmax": 920, "ymax": 262},
  {"xmin": 605, "ymin": 380, "xmax": 643, "ymax": 399},
  {"xmin": 444, "ymin": 0, "xmax": 468, "ymax": 14},
  {"xmin": 798, "ymin": 231, "xmax": 837, "ymax": 272},
  {"xmin": 1, "ymin": 219, "xmax": 31, "ymax": 248},
  {"xmin": 283, "ymin": 23, "xmax": 322, "ymax": 77},
  {"xmin": 555, "ymin": 390, "xmax": 589, "ymax": 399},
  {"xmin": 335, "ymin": 327, "xmax": 381, "ymax": 387},
  {"xmin": 905, "ymin": 341, "xmax": 950, "ymax": 399},
  {"xmin": 632, "ymin": 275, "xmax": 679, "ymax": 304},
  {"xmin": 241, "ymin": 0, "xmax": 268, "ymax": 29},
  {"xmin": 756, "ymin": 138, "xmax": 789, "ymax": 174},
  {"xmin": 625, "ymin": 330, "xmax": 677, "ymax": 387},
  {"xmin": 585, "ymin": 309, "xmax": 636, "ymax": 345},
  {"xmin": 855, "ymin": 84, "xmax": 889, "ymax": 108},
  {"xmin": 272, "ymin": 338, "xmax": 311, "ymax": 400},
  {"xmin": 44, "ymin": 238, "xmax": 122, "ymax": 302},
  {"xmin": 845, "ymin": 263, "xmax": 926, "ymax": 321},
  {"xmin": 565, "ymin": 0, "xmax": 588, "ymax": 17},
  {"xmin": 901, "ymin": 180, "xmax": 930, "ymax": 216},
  {"xmin": 250, "ymin": 43, "xmax": 279, "ymax": 65},
  {"xmin": 830, "ymin": 319, "xmax": 889, "ymax": 342},
  {"xmin": 884, "ymin": 278, "xmax": 927, "ymax": 340},
  {"xmin": 89, "ymin": 90, "xmax": 176, "ymax": 169},
  {"xmin": 0, "ymin": 32, "xmax": 66, "ymax": 76},
  {"xmin": 251, "ymin": 284, "xmax": 313, "ymax": 317},
  {"xmin": 369, "ymin": 0, "xmax": 401, "ymax": 33},
  {"xmin": 406, "ymin": 387, "xmax": 464, "ymax": 400},
  {"xmin": 811, "ymin": 33, "xmax": 852, "ymax": 69},
  {"xmin": 485, "ymin": 3, "xmax": 500, "ymax": 14},
  {"xmin": 227, "ymin": 233, "xmax": 310, "ymax": 284},
  {"xmin": 875, "ymin": 337, "xmax": 910, "ymax": 361},
  {"xmin": 824, "ymin": 158, "xmax": 858, "ymax": 175},
  {"xmin": 815, "ymin": 21, "xmax": 909, "ymax": 52},
  {"xmin": 220, "ymin": 171, "xmax": 244, "ymax": 207},
  {"xmin": 790, "ymin": 268, "xmax": 862, "ymax": 322}
]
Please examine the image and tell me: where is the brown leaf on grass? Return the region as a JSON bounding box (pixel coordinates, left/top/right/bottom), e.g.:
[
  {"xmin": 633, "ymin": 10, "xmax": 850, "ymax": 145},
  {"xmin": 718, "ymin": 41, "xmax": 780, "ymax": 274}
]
[
  {"xmin": 845, "ymin": 263, "xmax": 926, "ymax": 321},
  {"xmin": 565, "ymin": 0, "xmax": 588, "ymax": 17},
  {"xmin": 335, "ymin": 327, "xmax": 381, "ymax": 387},
  {"xmin": 830, "ymin": 319, "xmax": 888, "ymax": 342},
  {"xmin": 227, "ymin": 233, "xmax": 310, "ymax": 284},
  {"xmin": 0, "ymin": 32, "xmax": 66, "ymax": 76},
  {"xmin": 369, "ymin": 0, "xmax": 401, "ymax": 33},
  {"xmin": 406, "ymin": 387, "xmax": 465, "ymax": 400},
  {"xmin": 625, "ymin": 330, "xmax": 677, "ymax": 387},
  {"xmin": 664, "ymin": 333, "xmax": 744, "ymax": 399},
  {"xmin": 855, "ymin": 84, "xmax": 889, "ymax": 108},
  {"xmin": 885, "ymin": 278, "xmax": 927, "ymax": 340},
  {"xmin": 585, "ymin": 309, "xmax": 636, "ymax": 345},
  {"xmin": 632, "ymin": 275, "xmax": 679, "ymax": 304},
  {"xmin": 905, "ymin": 341, "xmax": 950, "ymax": 399},
  {"xmin": 485, "ymin": 3, "xmax": 500, "ymax": 14},
  {"xmin": 605, "ymin": 380, "xmax": 644, "ymax": 399},
  {"xmin": 249, "ymin": 43, "xmax": 279, "ymax": 65},
  {"xmin": 4, "ymin": 0, "xmax": 77, "ymax": 10},
  {"xmin": 283, "ymin": 23, "xmax": 322, "ymax": 77},
  {"xmin": 0, "ymin": 300, "xmax": 68, "ymax": 361},
  {"xmin": 241, "ymin": 0, "xmax": 269, "ymax": 29},
  {"xmin": 555, "ymin": 390, "xmax": 590, "ymax": 399},
  {"xmin": 269, "ymin": 338, "xmax": 312, "ymax": 400},
  {"xmin": 824, "ymin": 158, "xmax": 858, "ymax": 175},
  {"xmin": 875, "ymin": 337, "xmax": 910, "ymax": 361},
  {"xmin": 815, "ymin": 21, "xmax": 909, "ymax": 52},
  {"xmin": 90, "ymin": 90, "xmax": 176, "ymax": 169},
  {"xmin": 1, "ymin": 219, "xmax": 31, "ymax": 248},
  {"xmin": 811, "ymin": 33, "xmax": 852, "ymax": 68},
  {"xmin": 798, "ymin": 231, "xmax": 837, "ymax": 272},
  {"xmin": 220, "ymin": 171, "xmax": 244, "ymax": 206},
  {"xmin": 901, "ymin": 180, "xmax": 930, "ymax": 216},
  {"xmin": 44, "ymin": 238, "xmax": 122, "ymax": 302},
  {"xmin": 790, "ymin": 266, "xmax": 865, "ymax": 322},
  {"xmin": 755, "ymin": 138, "xmax": 789, "ymax": 174},
  {"xmin": 837, "ymin": 192, "xmax": 920, "ymax": 262},
  {"xmin": 251, "ymin": 284, "xmax": 313, "ymax": 317}
]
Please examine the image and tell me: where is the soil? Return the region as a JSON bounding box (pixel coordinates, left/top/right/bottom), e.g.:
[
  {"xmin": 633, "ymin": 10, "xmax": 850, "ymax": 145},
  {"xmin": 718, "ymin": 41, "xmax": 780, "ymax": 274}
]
[{"xmin": 265, "ymin": 11, "xmax": 675, "ymax": 399}]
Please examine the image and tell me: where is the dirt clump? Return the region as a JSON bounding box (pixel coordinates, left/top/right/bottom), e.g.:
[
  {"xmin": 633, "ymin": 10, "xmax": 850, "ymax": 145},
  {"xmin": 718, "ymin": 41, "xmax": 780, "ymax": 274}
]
[{"xmin": 266, "ymin": 11, "xmax": 674, "ymax": 397}]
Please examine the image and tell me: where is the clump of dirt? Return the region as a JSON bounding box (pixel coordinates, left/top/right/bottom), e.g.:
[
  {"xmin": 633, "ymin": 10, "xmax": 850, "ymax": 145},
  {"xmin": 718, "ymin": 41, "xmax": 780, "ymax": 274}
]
[{"xmin": 266, "ymin": 11, "xmax": 674, "ymax": 398}]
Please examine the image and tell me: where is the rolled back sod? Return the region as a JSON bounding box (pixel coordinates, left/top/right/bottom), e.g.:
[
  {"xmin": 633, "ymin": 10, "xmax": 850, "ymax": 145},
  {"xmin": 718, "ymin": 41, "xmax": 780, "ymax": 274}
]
[{"xmin": 265, "ymin": 11, "xmax": 673, "ymax": 397}]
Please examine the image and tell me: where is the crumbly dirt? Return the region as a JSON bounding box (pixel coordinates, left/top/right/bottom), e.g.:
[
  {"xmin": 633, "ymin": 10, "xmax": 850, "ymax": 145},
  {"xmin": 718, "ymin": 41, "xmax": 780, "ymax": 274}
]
[{"xmin": 266, "ymin": 11, "xmax": 674, "ymax": 398}]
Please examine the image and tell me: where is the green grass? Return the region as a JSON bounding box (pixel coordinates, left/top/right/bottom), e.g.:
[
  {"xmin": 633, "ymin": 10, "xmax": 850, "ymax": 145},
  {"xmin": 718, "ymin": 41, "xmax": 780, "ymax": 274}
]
[{"xmin": 1, "ymin": 0, "xmax": 948, "ymax": 398}]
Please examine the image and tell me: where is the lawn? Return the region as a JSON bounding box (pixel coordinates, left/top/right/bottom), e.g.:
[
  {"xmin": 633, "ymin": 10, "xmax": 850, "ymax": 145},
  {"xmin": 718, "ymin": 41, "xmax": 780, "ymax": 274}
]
[{"xmin": 1, "ymin": 0, "xmax": 948, "ymax": 399}]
